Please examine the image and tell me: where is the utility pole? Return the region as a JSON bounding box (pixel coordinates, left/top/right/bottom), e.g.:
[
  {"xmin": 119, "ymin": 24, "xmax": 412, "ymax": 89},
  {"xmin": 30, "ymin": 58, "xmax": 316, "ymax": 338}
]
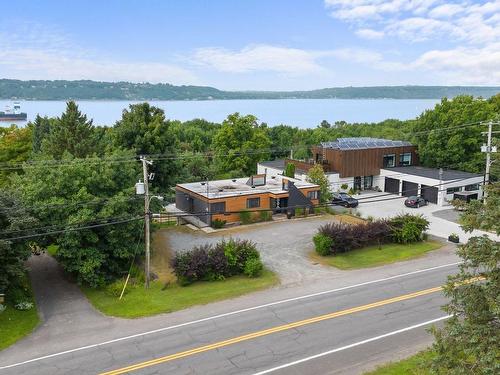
[
  {"xmin": 438, "ymin": 167, "xmax": 443, "ymax": 206},
  {"xmin": 141, "ymin": 156, "xmax": 153, "ymax": 289},
  {"xmin": 481, "ymin": 121, "xmax": 498, "ymax": 203},
  {"xmin": 484, "ymin": 121, "xmax": 493, "ymax": 201}
]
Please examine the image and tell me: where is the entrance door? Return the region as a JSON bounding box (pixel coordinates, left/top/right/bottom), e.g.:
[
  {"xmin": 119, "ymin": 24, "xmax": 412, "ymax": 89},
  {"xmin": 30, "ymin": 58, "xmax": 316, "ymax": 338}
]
[
  {"xmin": 354, "ymin": 176, "xmax": 362, "ymax": 191},
  {"xmin": 363, "ymin": 175, "xmax": 373, "ymax": 190}
]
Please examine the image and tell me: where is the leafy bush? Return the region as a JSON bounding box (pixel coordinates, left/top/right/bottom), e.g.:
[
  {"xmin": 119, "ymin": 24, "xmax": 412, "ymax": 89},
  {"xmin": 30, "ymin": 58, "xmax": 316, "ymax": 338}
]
[
  {"xmin": 105, "ymin": 279, "xmax": 128, "ymax": 297},
  {"xmin": 239, "ymin": 210, "xmax": 252, "ymax": 224},
  {"xmin": 295, "ymin": 207, "xmax": 305, "ymax": 216},
  {"xmin": 171, "ymin": 239, "xmax": 260, "ymax": 285},
  {"xmin": 313, "ymin": 233, "xmax": 333, "ymax": 256},
  {"xmin": 244, "ymin": 258, "xmax": 264, "ymax": 277},
  {"xmin": 340, "ymin": 183, "xmax": 348, "ymax": 190},
  {"xmin": 317, "ymin": 220, "xmax": 391, "ymax": 255},
  {"xmin": 259, "ymin": 210, "xmax": 272, "ymax": 222},
  {"xmin": 314, "ymin": 206, "xmax": 325, "ymax": 214},
  {"xmin": 211, "ymin": 218, "xmax": 226, "ymax": 229},
  {"xmin": 15, "ymin": 301, "xmax": 34, "ymax": 311},
  {"xmin": 389, "ymin": 214, "xmax": 429, "ymax": 244}
]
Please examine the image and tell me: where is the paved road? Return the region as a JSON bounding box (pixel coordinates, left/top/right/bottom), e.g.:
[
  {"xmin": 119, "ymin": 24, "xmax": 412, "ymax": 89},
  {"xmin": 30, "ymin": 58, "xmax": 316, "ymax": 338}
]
[
  {"xmin": 355, "ymin": 192, "xmax": 499, "ymax": 243},
  {"xmin": 0, "ymin": 262, "xmax": 457, "ymax": 375}
]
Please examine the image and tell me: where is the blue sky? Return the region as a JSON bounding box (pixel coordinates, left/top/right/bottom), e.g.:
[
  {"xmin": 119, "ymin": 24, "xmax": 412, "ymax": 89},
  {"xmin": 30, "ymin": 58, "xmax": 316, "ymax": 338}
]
[{"xmin": 1, "ymin": 0, "xmax": 498, "ymax": 90}]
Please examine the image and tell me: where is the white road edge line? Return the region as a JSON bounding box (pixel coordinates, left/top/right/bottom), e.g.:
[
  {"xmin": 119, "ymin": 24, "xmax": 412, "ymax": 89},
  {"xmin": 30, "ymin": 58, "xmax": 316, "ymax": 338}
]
[
  {"xmin": 252, "ymin": 315, "xmax": 451, "ymax": 375},
  {"xmin": 0, "ymin": 262, "xmax": 459, "ymax": 370}
]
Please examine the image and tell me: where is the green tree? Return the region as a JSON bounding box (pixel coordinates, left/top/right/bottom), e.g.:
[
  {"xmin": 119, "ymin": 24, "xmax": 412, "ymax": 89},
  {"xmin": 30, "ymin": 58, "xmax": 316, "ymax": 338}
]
[
  {"xmin": 431, "ymin": 236, "xmax": 499, "ymax": 374},
  {"xmin": 307, "ymin": 164, "xmax": 331, "ymax": 203},
  {"xmin": 430, "ymin": 181, "xmax": 499, "ymax": 374},
  {"xmin": 0, "ymin": 125, "xmax": 32, "ymax": 186},
  {"xmin": 31, "ymin": 115, "xmax": 52, "ymax": 154},
  {"xmin": 0, "ymin": 191, "xmax": 38, "ymax": 298},
  {"xmin": 15, "ymin": 150, "xmax": 143, "ymax": 286},
  {"xmin": 42, "ymin": 101, "xmax": 97, "ymax": 159},
  {"xmin": 284, "ymin": 163, "xmax": 295, "ymax": 178},
  {"xmin": 113, "ymin": 102, "xmax": 180, "ymax": 190},
  {"xmin": 213, "ymin": 113, "xmax": 271, "ymax": 176},
  {"xmin": 412, "ymin": 95, "xmax": 499, "ymax": 173}
]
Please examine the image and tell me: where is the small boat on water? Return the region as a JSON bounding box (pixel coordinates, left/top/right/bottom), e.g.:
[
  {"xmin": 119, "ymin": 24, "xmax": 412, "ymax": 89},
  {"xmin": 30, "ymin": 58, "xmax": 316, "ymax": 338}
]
[{"xmin": 0, "ymin": 102, "xmax": 27, "ymax": 121}]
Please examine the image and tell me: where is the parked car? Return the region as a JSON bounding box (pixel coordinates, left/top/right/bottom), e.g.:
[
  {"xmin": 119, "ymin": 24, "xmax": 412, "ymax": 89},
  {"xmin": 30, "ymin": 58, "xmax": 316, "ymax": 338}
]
[
  {"xmin": 404, "ymin": 196, "xmax": 427, "ymax": 208},
  {"xmin": 332, "ymin": 192, "xmax": 359, "ymax": 208}
]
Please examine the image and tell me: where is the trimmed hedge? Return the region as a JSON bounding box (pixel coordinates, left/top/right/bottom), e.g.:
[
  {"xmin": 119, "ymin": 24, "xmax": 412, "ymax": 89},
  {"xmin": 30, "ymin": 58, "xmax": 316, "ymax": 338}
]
[
  {"xmin": 315, "ymin": 214, "xmax": 429, "ymax": 256},
  {"xmin": 171, "ymin": 239, "xmax": 263, "ymax": 285}
]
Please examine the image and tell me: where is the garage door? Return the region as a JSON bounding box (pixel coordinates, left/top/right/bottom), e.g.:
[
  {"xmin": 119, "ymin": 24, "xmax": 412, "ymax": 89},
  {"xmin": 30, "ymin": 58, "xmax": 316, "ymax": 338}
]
[
  {"xmin": 421, "ymin": 185, "xmax": 438, "ymax": 204},
  {"xmin": 402, "ymin": 181, "xmax": 418, "ymax": 197},
  {"xmin": 384, "ymin": 177, "xmax": 400, "ymax": 194}
]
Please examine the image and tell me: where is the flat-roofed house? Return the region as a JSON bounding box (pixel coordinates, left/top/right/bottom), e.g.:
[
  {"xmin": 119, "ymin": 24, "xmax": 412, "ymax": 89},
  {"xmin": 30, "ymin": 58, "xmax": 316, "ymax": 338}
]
[
  {"xmin": 258, "ymin": 137, "xmax": 483, "ymax": 207},
  {"xmin": 175, "ymin": 174, "xmax": 320, "ymax": 226}
]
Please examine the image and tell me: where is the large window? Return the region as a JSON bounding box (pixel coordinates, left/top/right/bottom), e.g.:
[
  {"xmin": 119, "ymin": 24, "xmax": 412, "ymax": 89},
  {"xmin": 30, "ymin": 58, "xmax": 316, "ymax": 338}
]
[
  {"xmin": 383, "ymin": 154, "xmax": 395, "ymax": 168},
  {"xmin": 246, "ymin": 197, "xmax": 261, "ymax": 208},
  {"xmin": 446, "ymin": 186, "xmax": 461, "ymax": 195},
  {"xmin": 465, "ymin": 183, "xmax": 480, "ymax": 191},
  {"xmin": 307, "ymin": 191, "xmax": 319, "ymax": 200},
  {"xmin": 211, "ymin": 202, "xmax": 226, "ymax": 214},
  {"xmin": 399, "ymin": 153, "xmax": 412, "ymax": 166}
]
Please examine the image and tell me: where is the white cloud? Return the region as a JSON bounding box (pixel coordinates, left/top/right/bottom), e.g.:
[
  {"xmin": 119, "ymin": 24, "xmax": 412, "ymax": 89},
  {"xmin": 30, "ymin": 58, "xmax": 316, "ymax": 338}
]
[
  {"xmin": 0, "ymin": 22, "xmax": 197, "ymax": 84},
  {"xmin": 192, "ymin": 45, "xmax": 326, "ymax": 75},
  {"xmin": 325, "ymin": 0, "xmax": 500, "ymax": 45},
  {"xmin": 413, "ymin": 43, "xmax": 500, "ymax": 84},
  {"xmin": 428, "ymin": 3, "xmax": 465, "ymax": 18},
  {"xmin": 355, "ymin": 28, "xmax": 385, "ymax": 39}
]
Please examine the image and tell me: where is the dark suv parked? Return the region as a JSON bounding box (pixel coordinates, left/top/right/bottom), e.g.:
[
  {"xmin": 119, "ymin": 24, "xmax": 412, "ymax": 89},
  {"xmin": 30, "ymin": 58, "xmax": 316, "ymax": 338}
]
[
  {"xmin": 404, "ymin": 196, "xmax": 427, "ymax": 208},
  {"xmin": 332, "ymin": 192, "xmax": 359, "ymax": 208}
]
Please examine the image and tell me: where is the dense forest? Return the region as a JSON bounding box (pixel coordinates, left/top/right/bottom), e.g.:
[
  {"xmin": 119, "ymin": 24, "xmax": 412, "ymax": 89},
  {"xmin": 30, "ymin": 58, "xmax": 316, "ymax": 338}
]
[
  {"xmin": 1, "ymin": 79, "xmax": 499, "ymax": 100},
  {"xmin": 1, "ymin": 94, "xmax": 499, "ymax": 293}
]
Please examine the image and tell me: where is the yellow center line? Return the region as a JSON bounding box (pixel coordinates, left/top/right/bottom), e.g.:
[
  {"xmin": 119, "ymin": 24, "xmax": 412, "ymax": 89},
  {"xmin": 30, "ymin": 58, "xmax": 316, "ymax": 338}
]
[{"xmin": 100, "ymin": 285, "xmax": 444, "ymax": 375}]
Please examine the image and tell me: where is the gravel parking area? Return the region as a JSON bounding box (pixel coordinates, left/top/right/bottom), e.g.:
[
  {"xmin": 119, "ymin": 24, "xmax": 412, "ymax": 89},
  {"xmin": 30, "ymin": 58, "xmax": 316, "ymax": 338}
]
[{"xmin": 155, "ymin": 216, "xmax": 343, "ymax": 286}]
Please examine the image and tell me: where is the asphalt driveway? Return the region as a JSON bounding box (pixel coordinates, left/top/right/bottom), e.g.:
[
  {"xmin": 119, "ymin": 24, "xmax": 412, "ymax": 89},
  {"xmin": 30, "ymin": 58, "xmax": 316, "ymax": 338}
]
[{"xmin": 355, "ymin": 192, "xmax": 499, "ymax": 243}]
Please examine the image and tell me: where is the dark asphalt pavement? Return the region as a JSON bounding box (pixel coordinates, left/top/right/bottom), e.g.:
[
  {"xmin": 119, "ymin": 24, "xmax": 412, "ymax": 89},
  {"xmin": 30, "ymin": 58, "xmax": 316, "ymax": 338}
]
[{"xmin": 0, "ymin": 263, "xmax": 455, "ymax": 375}]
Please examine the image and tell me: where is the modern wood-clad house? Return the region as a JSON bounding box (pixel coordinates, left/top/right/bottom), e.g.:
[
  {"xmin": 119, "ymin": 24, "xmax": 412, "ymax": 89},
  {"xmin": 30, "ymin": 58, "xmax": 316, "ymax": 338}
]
[
  {"xmin": 258, "ymin": 137, "xmax": 483, "ymax": 206},
  {"xmin": 175, "ymin": 174, "xmax": 320, "ymax": 226}
]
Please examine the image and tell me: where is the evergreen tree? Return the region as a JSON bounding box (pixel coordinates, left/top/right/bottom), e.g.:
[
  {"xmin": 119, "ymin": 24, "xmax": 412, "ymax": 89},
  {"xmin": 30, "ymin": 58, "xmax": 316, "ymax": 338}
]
[
  {"xmin": 31, "ymin": 115, "xmax": 52, "ymax": 154},
  {"xmin": 42, "ymin": 101, "xmax": 97, "ymax": 159}
]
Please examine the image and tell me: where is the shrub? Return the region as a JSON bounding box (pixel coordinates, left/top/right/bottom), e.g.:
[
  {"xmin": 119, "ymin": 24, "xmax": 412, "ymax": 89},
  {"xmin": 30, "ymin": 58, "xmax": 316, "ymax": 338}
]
[
  {"xmin": 340, "ymin": 183, "xmax": 348, "ymax": 190},
  {"xmin": 313, "ymin": 233, "xmax": 333, "ymax": 256},
  {"xmin": 105, "ymin": 279, "xmax": 129, "ymax": 297},
  {"xmin": 15, "ymin": 301, "xmax": 34, "ymax": 311},
  {"xmin": 244, "ymin": 258, "xmax": 264, "ymax": 278},
  {"xmin": 317, "ymin": 220, "xmax": 391, "ymax": 255},
  {"xmin": 348, "ymin": 187, "xmax": 355, "ymax": 195},
  {"xmin": 295, "ymin": 207, "xmax": 305, "ymax": 216},
  {"xmin": 211, "ymin": 218, "xmax": 226, "ymax": 229},
  {"xmin": 259, "ymin": 210, "xmax": 272, "ymax": 222},
  {"xmin": 314, "ymin": 206, "xmax": 325, "ymax": 214},
  {"xmin": 172, "ymin": 239, "xmax": 260, "ymax": 284},
  {"xmin": 239, "ymin": 210, "xmax": 252, "ymax": 224},
  {"xmin": 389, "ymin": 214, "xmax": 429, "ymax": 244}
]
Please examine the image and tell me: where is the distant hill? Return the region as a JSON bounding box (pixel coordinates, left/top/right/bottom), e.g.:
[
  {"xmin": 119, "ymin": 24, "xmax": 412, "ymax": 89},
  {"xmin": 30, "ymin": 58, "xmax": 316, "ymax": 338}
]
[{"xmin": 0, "ymin": 79, "xmax": 498, "ymax": 100}]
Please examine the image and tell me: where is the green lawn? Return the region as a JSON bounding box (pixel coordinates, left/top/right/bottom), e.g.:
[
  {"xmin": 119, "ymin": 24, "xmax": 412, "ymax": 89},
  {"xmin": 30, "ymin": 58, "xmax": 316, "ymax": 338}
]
[
  {"xmin": 0, "ymin": 285, "xmax": 39, "ymax": 351},
  {"xmin": 311, "ymin": 241, "xmax": 442, "ymax": 270},
  {"xmin": 364, "ymin": 350, "xmax": 434, "ymax": 374},
  {"xmin": 83, "ymin": 269, "xmax": 279, "ymax": 318}
]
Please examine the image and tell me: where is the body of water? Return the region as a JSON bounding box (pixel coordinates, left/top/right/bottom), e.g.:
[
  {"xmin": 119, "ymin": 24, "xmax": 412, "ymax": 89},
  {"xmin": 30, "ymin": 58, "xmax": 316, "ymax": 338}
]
[{"xmin": 0, "ymin": 98, "xmax": 440, "ymax": 128}]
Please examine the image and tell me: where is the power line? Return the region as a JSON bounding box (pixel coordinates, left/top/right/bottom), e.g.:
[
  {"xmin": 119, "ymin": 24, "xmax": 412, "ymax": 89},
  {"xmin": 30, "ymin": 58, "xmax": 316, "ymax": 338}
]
[
  {"xmin": 1, "ymin": 217, "xmax": 142, "ymax": 242},
  {"xmin": 0, "ymin": 119, "xmax": 497, "ymax": 171}
]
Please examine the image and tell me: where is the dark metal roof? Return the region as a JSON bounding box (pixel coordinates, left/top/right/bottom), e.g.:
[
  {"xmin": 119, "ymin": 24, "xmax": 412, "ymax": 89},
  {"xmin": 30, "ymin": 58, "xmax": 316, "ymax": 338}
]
[
  {"xmin": 321, "ymin": 137, "xmax": 413, "ymax": 150},
  {"xmin": 385, "ymin": 166, "xmax": 483, "ymax": 181},
  {"xmin": 259, "ymin": 159, "xmax": 285, "ymax": 170}
]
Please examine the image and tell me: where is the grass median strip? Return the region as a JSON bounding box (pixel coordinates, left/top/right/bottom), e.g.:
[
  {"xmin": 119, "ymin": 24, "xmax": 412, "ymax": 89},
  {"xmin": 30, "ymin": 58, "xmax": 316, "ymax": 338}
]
[
  {"xmin": 311, "ymin": 241, "xmax": 442, "ymax": 270},
  {"xmin": 99, "ymin": 285, "xmax": 444, "ymax": 375},
  {"xmin": 83, "ymin": 269, "xmax": 278, "ymax": 318}
]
